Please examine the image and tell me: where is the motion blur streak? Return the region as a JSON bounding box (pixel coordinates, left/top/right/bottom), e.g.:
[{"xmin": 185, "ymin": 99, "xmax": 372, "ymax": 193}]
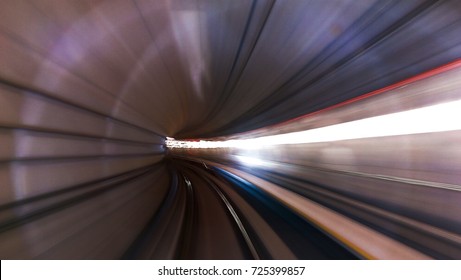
[
  {"xmin": 166, "ymin": 98, "xmax": 461, "ymax": 148},
  {"xmin": 0, "ymin": 0, "xmax": 461, "ymax": 259}
]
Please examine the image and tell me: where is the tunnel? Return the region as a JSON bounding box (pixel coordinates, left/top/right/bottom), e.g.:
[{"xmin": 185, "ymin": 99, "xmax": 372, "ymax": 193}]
[{"xmin": 1, "ymin": 0, "xmax": 461, "ymax": 260}]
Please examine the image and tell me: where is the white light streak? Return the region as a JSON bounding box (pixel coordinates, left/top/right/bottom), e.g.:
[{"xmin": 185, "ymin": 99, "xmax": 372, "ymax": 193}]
[{"xmin": 166, "ymin": 99, "xmax": 461, "ymax": 149}]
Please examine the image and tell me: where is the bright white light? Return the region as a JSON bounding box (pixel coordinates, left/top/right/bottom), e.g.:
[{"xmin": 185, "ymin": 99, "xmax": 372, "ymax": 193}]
[
  {"xmin": 234, "ymin": 155, "xmax": 268, "ymax": 167},
  {"xmin": 166, "ymin": 99, "xmax": 461, "ymax": 149}
]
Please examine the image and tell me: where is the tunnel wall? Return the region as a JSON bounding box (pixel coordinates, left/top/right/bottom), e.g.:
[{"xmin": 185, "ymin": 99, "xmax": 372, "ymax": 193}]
[{"xmin": 0, "ymin": 69, "xmax": 167, "ymax": 259}]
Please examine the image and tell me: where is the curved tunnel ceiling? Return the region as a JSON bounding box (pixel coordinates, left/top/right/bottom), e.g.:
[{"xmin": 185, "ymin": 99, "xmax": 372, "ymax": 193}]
[
  {"xmin": 2, "ymin": 0, "xmax": 461, "ymax": 139},
  {"xmin": 1, "ymin": 0, "xmax": 461, "ymax": 260}
]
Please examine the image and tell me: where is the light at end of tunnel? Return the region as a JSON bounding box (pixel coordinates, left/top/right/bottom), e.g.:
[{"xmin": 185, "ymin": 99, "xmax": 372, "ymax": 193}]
[{"xmin": 166, "ymin": 99, "xmax": 461, "ymax": 150}]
